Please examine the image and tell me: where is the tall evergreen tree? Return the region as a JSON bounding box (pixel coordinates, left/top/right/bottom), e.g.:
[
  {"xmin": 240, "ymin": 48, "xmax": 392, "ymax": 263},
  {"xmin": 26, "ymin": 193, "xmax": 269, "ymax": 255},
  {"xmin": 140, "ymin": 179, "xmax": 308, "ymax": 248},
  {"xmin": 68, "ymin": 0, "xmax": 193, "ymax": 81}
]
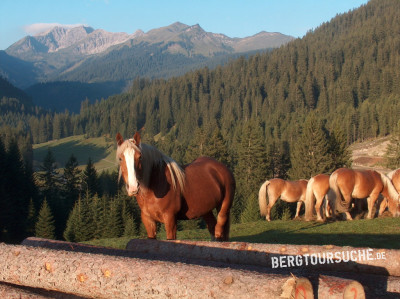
[
  {"xmin": 3, "ymin": 139, "xmax": 30, "ymax": 242},
  {"xmin": 289, "ymin": 113, "xmax": 335, "ymax": 179},
  {"xmin": 82, "ymin": 158, "xmax": 100, "ymax": 197},
  {"xmin": 0, "ymin": 137, "xmax": 6, "ymax": 240},
  {"xmin": 384, "ymin": 120, "xmax": 400, "ymax": 168},
  {"xmin": 62, "ymin": 154, "xmax": 81, "ymax": 211},
  {"xmin": 233, "ymin": 120, "xmax": 268, "ymax": 222},
  {"xmin": 35, "ymin": 199, "xmax": 56, "ymax": 240}
]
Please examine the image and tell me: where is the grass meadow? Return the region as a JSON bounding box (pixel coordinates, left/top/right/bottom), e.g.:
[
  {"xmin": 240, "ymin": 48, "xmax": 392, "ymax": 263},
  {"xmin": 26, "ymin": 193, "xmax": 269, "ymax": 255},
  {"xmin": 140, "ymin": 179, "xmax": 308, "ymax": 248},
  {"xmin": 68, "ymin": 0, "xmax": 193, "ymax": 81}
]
[{"xmin": 86, "ymin": 217, "xmax": 400, "ymax": 250}]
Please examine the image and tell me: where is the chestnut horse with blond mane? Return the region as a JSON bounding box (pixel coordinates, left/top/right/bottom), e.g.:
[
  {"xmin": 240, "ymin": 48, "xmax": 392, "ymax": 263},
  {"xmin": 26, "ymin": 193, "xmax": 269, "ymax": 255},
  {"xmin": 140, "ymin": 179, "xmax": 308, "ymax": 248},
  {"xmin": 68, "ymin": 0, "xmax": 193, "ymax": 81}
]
[
  {"xmin": 259, "ymin": 178, "xmax": 308, "ymax": 221},
  {"xmin": 304, "ymin": 174, "xmax": 331, "ymax": 221},
  {"xmin": 116, "ymin": 132, "xmax": 235, "ymax": 240},
  {"xmin": 329, "ymin": 168, "xmax": 400, "ymax": 220},
  {"xmin": 378, "ymin": 168, "xmax": 400, "ymax": 216}
]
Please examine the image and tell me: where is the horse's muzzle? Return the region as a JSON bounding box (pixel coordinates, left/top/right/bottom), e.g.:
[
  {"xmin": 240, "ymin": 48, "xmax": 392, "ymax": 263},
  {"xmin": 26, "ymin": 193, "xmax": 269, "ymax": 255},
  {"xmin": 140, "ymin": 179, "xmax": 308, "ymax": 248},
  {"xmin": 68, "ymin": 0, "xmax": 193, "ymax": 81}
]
[{"xmin": 127, "ymin": 184, "xmax": 139, "ymax": 196}]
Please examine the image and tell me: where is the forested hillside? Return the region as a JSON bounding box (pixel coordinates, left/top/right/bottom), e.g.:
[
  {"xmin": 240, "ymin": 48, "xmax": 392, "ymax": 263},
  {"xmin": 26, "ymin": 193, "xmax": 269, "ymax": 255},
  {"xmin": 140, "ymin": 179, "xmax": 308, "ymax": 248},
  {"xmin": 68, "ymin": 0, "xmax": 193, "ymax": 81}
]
[{"xmin": 1, "ymin": 0, "xmax": 400, "ymax": 243}]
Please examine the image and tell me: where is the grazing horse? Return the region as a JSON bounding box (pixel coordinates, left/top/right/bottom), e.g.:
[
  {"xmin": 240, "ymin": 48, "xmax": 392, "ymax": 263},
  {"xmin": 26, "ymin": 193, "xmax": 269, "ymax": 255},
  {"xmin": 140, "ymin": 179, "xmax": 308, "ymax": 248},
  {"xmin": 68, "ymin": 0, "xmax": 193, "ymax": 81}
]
[
  {"xmin": 258, "ymin": 178, "xmax": 308, "ymax": 221},
  {"xmin": 329, "ymin": 168, "xmax": 400, "ymax": 220},
  {"xmin": 304, "ymin": 174, "xmax": 331, "ymax": 221},
  {"xmin": 116, "ymin": 132, "xmax": 235, "ymax": 241},
  {"xmin": 378, "ymin": 168, "xmax": 400, "ymax": 216}
]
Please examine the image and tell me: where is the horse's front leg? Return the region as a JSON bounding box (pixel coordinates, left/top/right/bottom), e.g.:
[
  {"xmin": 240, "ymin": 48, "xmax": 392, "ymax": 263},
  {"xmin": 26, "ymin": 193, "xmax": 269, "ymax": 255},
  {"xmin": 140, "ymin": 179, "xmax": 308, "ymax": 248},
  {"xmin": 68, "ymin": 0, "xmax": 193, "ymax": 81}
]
[
  {"xmin": 141, "ymin": 212, "xmax": 157, "ymax": 239},
  {"xmin": 295, "ymin": 201, "xmax": 302, "ymax": 218},
  {"xmin": 163, "ymin": 213, "xmax": 177, "ymax": 240}
]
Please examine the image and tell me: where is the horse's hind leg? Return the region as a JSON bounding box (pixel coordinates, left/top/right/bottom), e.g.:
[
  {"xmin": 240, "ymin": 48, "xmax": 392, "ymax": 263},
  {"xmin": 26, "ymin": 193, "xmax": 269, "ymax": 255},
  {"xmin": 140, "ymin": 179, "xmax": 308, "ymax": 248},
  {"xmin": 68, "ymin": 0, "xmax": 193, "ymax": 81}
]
[
  {"xmin": 202, "ymin": 211, "xmax": 217, "ymax": 240},
  {"xmin": 315, "ymin": 196, "xmax": 324, "ymax": 221}
]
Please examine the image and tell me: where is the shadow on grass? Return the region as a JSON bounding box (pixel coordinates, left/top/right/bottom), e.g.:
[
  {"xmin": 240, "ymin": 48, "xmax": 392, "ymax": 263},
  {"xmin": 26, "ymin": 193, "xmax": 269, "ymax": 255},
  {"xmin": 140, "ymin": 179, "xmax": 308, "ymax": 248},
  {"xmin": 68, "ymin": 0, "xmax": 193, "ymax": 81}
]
[{"xmin": 231, "ymin": 230, "xmax": 400, "ymax": 249}]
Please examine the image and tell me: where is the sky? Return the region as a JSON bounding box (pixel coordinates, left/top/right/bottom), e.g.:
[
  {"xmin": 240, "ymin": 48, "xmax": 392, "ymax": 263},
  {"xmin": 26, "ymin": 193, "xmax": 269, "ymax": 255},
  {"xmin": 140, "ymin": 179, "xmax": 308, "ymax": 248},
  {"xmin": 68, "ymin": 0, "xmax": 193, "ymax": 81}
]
[{"xmin": 0, "ymin": 0, "xmax": 368, "ymax": 50}]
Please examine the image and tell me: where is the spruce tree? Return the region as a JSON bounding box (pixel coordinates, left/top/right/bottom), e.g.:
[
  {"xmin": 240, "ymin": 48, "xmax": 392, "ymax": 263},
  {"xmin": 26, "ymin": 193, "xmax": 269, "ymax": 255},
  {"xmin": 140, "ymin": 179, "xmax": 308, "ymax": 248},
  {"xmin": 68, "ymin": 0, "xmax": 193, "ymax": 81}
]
[
  {"xmin": 62, "ymin": 154, "xmax": 81, "ymax": 212},
  {"xmin": 0, "ymin": 137, "xmax": 6, "ymax": 240},
  {"xmin": 240, "ymin": 193, "xmax": 261, "ymax": 223},
  {"xmin": 289, "ymin": 113, "xmax": 334, "ymax": 179},
  {"xmin": 233, "ymin": 120, "xmax": 268, "ymax": 222},
  {"xmin": 384, "ymin": 120, "xmax": 400, "ymax": 168},
  {"xmin": 35, "ymin": 199, "xmax": 56, "ymax": 240},
  {"xmin": 82, "ymin": 158, "xmax": 100, "ymax": 197},
  {"xmin": 4, "ymin": 139, "xmax": 30, "ymax": 242}
]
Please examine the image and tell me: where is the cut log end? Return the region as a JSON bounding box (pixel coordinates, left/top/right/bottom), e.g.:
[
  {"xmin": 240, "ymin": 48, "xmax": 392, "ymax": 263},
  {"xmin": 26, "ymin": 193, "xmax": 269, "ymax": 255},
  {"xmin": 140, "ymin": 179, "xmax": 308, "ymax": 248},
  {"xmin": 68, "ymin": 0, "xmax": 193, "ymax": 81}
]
[{"xmin": 281, "ymin": 276, "xmax": 314, "ymax": 299}]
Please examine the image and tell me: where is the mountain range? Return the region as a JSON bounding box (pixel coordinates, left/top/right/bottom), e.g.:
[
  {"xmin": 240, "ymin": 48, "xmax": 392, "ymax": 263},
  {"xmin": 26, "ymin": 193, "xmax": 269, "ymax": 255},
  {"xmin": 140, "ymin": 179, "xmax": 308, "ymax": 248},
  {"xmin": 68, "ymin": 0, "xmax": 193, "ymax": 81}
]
[
  {"xmin": 0, "ymin": 22, "xmax": 293, "ymax": 112},
  {"xmin": 2, "ymin": 22, "xmax": 293, "ymax": 88}
]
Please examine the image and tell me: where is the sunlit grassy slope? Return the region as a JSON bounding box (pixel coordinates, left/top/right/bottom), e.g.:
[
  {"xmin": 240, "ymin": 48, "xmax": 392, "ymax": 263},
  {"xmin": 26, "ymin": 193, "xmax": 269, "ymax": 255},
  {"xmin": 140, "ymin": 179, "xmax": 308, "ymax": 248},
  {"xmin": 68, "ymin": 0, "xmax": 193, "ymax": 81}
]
[{"xmin": 33, "ymin": 135, "xmax": 117, "ymax": 172}]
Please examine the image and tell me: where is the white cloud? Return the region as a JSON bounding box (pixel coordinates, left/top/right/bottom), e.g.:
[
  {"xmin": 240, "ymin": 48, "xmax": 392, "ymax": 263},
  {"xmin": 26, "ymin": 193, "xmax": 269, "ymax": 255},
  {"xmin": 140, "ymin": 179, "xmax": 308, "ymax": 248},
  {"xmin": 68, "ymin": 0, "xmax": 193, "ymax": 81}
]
[{"xmin": 23, "ymin": 23, "xmax": 87, "ymax": 35}]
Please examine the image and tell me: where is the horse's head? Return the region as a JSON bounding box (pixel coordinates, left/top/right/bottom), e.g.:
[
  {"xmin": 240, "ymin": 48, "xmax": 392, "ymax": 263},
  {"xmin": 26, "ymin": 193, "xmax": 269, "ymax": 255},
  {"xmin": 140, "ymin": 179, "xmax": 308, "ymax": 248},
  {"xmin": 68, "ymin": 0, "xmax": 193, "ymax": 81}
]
[{"xmin": 116, "ymin": 132, "xmax": 143, "ymax": 196}]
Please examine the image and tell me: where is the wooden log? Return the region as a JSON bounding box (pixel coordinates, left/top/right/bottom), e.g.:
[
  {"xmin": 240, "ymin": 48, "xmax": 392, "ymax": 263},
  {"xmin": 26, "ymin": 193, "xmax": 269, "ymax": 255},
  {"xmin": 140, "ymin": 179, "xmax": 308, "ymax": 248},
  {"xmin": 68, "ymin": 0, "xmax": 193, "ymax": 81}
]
[
  {"xmin": 0, "ymin": 282, "xmax": 84, "ymax": 299},
  {"xmin": 0, "ymin": 242, "xmax": 314, "ymax": 299},
  {"xmin": 126, "ymin": 239, "xmax": 400, "ymax": 277},
  {"xmin": 318, "ymin": 275, "xmax": 365, "ymax": 299}
]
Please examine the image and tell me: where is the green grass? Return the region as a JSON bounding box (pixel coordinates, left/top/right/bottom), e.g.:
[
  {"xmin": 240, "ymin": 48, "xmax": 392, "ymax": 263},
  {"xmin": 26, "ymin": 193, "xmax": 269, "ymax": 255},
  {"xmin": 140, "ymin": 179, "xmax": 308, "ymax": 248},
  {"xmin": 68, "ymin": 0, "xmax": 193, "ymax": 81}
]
[
  {"xmin": 85, "ymin": 217, "xmax": 400, "ymax": 250},
  {"xmin": 33, "ymin": 135, "xmax": 117, "ymax": 172}
]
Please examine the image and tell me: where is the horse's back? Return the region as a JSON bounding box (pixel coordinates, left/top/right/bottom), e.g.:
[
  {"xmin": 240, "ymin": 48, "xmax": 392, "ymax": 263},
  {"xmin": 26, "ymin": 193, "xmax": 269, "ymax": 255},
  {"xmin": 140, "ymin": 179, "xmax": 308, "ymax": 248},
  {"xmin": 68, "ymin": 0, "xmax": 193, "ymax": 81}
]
[{"xmin": 391, "ymin": 169, "xmax": 400, "ymax": 192}]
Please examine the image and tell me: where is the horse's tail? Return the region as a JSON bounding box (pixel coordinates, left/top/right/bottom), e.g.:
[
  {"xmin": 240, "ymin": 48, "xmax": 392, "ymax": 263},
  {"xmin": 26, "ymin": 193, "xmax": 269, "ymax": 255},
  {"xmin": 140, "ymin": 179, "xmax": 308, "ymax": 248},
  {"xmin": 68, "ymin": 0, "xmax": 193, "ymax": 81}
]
[
  {"xmin": 379, "ymin": 171, "xmax": 400, "ymax": 204},
  {"xmin": 258, "ymin": 180, "xmax": 270, "ymax": 216},
  {"xmin": 304, "ymin": 177, "xmax": 316, "ymax": 221},
  {"xmin": 328, "ymin": 171, "xmax": 341, "ymax": 215}
]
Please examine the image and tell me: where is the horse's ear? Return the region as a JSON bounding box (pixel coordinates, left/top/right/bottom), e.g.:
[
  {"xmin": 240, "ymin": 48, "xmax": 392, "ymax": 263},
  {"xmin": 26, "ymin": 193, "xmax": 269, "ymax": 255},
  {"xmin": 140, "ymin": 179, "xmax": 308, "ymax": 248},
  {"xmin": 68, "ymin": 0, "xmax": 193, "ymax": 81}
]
[
  {"xmin": 133, "ymin": 131, "xmax": 141, "ymax": 145},
  {"xmin": 116, "ymin": 132, "xmax": 124, "ymax": 146}
]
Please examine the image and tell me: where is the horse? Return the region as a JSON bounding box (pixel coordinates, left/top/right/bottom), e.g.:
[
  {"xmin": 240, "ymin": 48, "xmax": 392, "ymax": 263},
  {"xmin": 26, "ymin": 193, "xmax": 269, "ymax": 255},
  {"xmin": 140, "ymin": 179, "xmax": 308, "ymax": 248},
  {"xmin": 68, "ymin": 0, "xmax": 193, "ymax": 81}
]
[
  {"xmin": 378, "ymin": 168, "xmax": 400, "ymax": 216},
  {"xmin": 304, "ymin": 174, "xmax": 331, "ymax": 221},
  {"xmin": 328, "ymin": 168, "xmax": 400, "ymax": 220},
  {"xmin": 258, "ymin": 178, "xmax": 308, "ymax": 221},
  {"xmin": 116, "ymin": 132, "xmax": 236, "ymax": 241}
]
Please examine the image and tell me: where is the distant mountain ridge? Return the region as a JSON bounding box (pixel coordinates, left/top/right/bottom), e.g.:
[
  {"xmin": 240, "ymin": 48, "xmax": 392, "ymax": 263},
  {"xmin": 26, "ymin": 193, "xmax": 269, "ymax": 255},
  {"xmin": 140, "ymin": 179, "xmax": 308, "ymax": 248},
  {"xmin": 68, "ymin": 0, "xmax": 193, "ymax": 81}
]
[{"xmin": 2, "ymin": 22, "xmax": 293, "ymax": 88}]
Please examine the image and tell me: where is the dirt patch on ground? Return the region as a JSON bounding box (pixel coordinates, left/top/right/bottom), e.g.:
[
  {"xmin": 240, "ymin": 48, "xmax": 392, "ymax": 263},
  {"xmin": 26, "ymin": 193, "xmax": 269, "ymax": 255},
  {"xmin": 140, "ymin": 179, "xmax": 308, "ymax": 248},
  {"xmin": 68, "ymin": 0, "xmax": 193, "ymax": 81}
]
[{"xmin": 349, "ymin": 136, "xmax": 392, "ymax": 173}]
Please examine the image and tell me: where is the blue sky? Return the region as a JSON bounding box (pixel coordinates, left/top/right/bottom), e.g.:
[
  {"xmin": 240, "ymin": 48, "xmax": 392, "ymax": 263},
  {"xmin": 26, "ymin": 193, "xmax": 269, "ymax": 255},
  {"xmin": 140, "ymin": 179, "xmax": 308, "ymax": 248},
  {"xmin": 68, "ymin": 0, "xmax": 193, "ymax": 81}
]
[{"xmin": 0, "ymin": 0, "xmax": 368, "ymax": 50}]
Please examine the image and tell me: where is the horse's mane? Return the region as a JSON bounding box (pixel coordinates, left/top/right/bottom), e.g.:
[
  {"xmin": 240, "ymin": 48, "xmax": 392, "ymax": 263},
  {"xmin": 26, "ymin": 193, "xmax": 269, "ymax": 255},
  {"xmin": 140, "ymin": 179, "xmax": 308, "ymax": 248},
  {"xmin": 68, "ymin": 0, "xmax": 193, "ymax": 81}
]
[
  {"xmin": 386, "ymin": 168, "xmax": 399, "ymax": 180},
  {"xmin": 117, "ymin": 140, "xmax": 185, "ymax": 192},
  {"xmin": 379, "ymin": 171, "xmax": 400, "ymax": 203}
]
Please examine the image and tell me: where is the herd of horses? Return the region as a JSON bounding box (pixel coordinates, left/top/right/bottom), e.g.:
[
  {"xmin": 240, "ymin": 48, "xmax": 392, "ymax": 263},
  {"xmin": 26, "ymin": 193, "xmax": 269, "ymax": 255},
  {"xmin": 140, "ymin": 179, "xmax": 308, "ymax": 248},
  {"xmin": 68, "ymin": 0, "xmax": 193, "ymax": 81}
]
[
  {"xmin": 116, "ymin": 131, "xmax": 400, "ymax": 241},
  {"xmin": 259, "ymin": 168, "xmax": 400, "ymax": 222}
]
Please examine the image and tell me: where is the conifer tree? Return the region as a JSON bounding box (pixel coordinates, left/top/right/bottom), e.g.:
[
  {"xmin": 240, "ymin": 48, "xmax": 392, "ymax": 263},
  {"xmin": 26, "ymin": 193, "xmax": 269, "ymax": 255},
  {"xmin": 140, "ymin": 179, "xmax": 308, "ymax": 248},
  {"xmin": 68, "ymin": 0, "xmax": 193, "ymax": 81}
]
[
  {"xmin": 82, "ymin": 158, "xmax": 100, "ymax": 197},
  {"xmin": 36, "ymin": 148, "xmax": 60, "ymax": 202},
  {"xmin": 63, "ymin": 193, "xmax": 95, "ymax": 242},
  {"xmin": 62, "ymin": 154, "xmax": 81, "ymax": 211},
  {"xmin": 35, "ymin": 199, "xmax": 56, "ymax": 240},
  {"xmin": 0, "ymin": 137, "xmax": 6, "ymax": 239},
  {"xmin": 384, "ymin": 120, "xmax": 400, "ymax": 168},
  {"xmin": 204, "ymin": 128, "xmax": 231, "ymax": 168},
  {"xmin": 123, "ymin": 216, "xmax": 138, "ymax": 237},
  {"xmin": 4, "ymin": 139, "xmax": 30, "ymax": 242},
  {"xmin": 240, "ymin": 193, "xmax": 261, "ymax": 223},
  {"xmin": 329, "ymin": 126, "xmax": 352, "ymax": 169},
  {"xmin": 233, "ymin": 120, "xmax": 268, "ymax": 222},
  {"xmin": 289, "ymin": 113, "xmax": 334, "ymax": 179}
]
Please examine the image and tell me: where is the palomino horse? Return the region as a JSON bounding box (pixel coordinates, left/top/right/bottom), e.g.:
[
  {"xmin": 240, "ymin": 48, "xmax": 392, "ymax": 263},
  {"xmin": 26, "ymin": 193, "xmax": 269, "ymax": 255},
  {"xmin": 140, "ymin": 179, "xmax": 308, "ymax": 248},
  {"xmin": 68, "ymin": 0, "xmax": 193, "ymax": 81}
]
[
  {"xmin": 258, "ymin": 178, "xmax": 308, "ymax": 221},
  {"xmin": 116, "ymin": 132, "xmax": 235, "ymax": 241},
  {"xmin": 378, "ymin": 168, "xmax": 400, "ymax": 216},
  {"xmin": 304, "ymin": 174, "xmax": 331, "ymax": 221},
  {"xmin": 329, "ymin": 168, "xmax": 400, "ymax": 220}
]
